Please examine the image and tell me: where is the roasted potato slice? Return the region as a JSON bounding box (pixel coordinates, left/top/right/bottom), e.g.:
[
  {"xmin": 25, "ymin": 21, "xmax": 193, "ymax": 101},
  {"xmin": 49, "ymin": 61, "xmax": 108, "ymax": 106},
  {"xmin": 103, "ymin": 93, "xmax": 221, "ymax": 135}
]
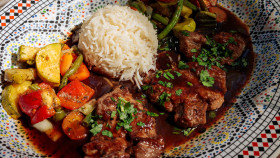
[
  {"xmin": 36, "ymin": 43, "xmax": 62, "ymax": 87},
  {"xmin": 1, "ymin": 81, "xmax": 32, "ymax": 119},
  {"xmin": 4, "ymin": 68, "xmax": 37, "ymax": 83}
]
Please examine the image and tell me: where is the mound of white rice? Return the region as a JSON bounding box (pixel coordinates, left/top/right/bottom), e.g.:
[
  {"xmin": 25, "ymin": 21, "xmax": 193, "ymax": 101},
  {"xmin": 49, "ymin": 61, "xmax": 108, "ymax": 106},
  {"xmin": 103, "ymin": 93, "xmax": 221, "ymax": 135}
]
[{"xmin": 78, "ymin": 5, "xmax": 158, "ymax": 88}]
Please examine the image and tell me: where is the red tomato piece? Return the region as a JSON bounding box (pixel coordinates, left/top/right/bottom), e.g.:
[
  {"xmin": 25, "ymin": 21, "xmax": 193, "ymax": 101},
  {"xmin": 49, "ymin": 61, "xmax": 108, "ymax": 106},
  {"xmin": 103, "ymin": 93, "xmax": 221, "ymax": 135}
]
[
  {"xmin": 31, "ymin": 105, "xmax": 55, "ymax": 124},
  {"xmin": 19, "ymin": 90, "xmax": 43, "ymax": 117},
  {"xmin": 57, "ymin": 80, "xmax": 95, "ymax": 110},
  {"xmin": 18, "ymin": 87, "xmax": 56, "ymax": 124}
]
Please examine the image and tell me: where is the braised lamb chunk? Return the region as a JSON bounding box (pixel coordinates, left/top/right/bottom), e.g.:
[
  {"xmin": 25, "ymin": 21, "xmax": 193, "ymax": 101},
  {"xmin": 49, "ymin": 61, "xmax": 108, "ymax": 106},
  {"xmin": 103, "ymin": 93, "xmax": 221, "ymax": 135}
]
[
  {"xmin": 179, "ymin": 31, "xmax": 246, "ymax": 65},
  {"xmin": 84, "ymin": 87, "xmax": 165, "ymax": 157},
  {"xmin": 83, "ymin": 136, "xmax": 128, "ymax": 158},
  {"xmin": 213, "ymin": 32, "xmax": 246, "ymax": 65},
  {"xmin": 144, "ymin": 52, "xmax": 227, "ymax": 127},
  {"xmin": 187, "ymin": 62, "xmax": 227, "ymax": 110},
  {"xmin": 179, "ymin": 31, "xmax": 207, "ymax": 59},
  {"xmin": 96, "ymin": 87, "xmax": 143, "ymax": 121},
  {"xmin": 174, "ymin": 93, "xmax": 207, "ymax": 127},
  {"xmin": 156, "ymin": 51, "xmax": 180, "ymax": 70},
  {"xmin": 129, "ymin": 111, "xmax": 157, "ymax": 140},
  {"xmin": 133, "ymin": 137, "xmax": 165, "ymax": 158},
  {"xmin": 102, "ymin": 152, "xmax": 130, "ymax": 158}
]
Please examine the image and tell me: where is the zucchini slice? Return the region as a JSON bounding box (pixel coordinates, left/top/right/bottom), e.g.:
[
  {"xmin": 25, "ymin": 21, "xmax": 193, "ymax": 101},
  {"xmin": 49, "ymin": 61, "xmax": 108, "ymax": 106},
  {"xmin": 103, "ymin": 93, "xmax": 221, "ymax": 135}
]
[{"xmin": 36, "ymin": 43, "xmax": 62, "ymax": 87}]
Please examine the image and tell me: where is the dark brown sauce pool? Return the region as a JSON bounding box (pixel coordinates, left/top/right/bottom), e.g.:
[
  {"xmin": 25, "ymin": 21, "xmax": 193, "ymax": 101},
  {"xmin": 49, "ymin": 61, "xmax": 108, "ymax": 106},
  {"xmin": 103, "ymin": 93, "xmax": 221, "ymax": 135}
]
[{"xmin": 17, "ymin": 6, "xmax": 256, "ymax": 157}]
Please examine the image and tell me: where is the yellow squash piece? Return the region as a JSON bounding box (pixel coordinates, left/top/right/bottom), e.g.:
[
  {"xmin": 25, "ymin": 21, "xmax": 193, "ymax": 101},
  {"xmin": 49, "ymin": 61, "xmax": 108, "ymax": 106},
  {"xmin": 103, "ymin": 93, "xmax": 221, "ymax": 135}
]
[
  {"xmin": 181, "ymin": 6, "xmax": 193, "ymax": 18},
  {"xmin": 1, "ymin": 81, "xmax": 32, "ymax": 119},
  {"xmin": 18, "ymin": 45, "xmax": 40, "ymax": 65},
  {"xmin": 36, "ymin": 43, "xmax": 62, "ymax": 87},
  {"xmin": 4, "ymin": 68, "xmax": 37, "ymax": 84},
  {"xmin": 173, "ymin": 18, "xmax": 196, "ymax": 35}
]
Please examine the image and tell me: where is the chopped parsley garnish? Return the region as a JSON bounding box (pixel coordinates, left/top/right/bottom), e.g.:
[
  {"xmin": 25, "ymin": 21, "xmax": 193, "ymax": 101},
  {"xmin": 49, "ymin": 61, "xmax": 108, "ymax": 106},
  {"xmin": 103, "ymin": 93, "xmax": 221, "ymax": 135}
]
[
  {"xmin": 229, "ymin": 30, "xmax": 237, "ymax": 33},
  {"xmin": 158, "ymin": 80, "xmax": 166, "ymax": 86},
  {"xmin": 116, "ymin": 97, "xmax": 137, "ymax": 132},
  {"xmin": 158, "ymin": 92, "xmax": 171, "ymax": 106},
  {"xmin": 147, "ymin": 111, "xmax": 159, "ymax": 117},
  {"xmin": 182, "ymin": 128, "xmax": 195, "ymax": 136},
  {"xmin": 209, "ymin": 111, "xmax": 216, "ymax": 119},
  {"xmin": 200, "ymin": 70, "xmax": 214, "ymax": 87},
  {"xmin": 156, "ymin": 70, "xmax": 163, "ymax": 78},
  {"xmin": 87, "ymin": 114, "xmax": 104, "ymax": 136},
  {"xmin": 111, "ymin": 111, "xmax": 116, "ymax": 118},
  {"xmin": 172, "ymin": 127, "xmax": 194, "ymax": 136},
  {"xmin": 160, "ymin": 112, "xmax": 165, "ymax": 115},
  {"xmin": 106, "ymin": 123, "xmax": 111, "ymax": 128},
  {"xmin": 228, "ymin": 37, "xmax": 237, "ymax": 45},
  {"xmin": 181, "ymin": 31, "xmax": 190, "ymax": 36},
  {"xmin": 137, "ymin": 121, "xmax": 145, "ymax": 127},
  {"xmin": 172, "ymin": 131, "xmax": 181, "ymax": 134},
  {"xmin": 163, "ymin": 73, "xmax": 170, "ymax": 80},
  {"xmin": 192, "ymin": 35, "xmax": 239, "ymax": 69},
  {"xmin": 102, "ymin": 130, "xmax": 113, "ymax": 138},
  {"xmin": 90, "ymin": 123, "xmax": 103, "ymax": 136},
  {"xmin": 175, "ymin": 89, "xmax": 183, "ymax": 96},
  {"xmin": 187, "ymin": 82, "xmax": 193, "ymax": 86},
  {"xmin": 174, "ymin": 71, "xmax": 182, "ymax": 77},
  {"xmin": 111, "ymin": 97, "xmax": 116, "ymax": 102},
  {"xmin": 158, "ymin": 81, "xmax": 173, "ymax": 88},
  {"xmin": 242, "ymin": 58, "xmax": 248, "ymax": 67},
  {"xmin": 166, "ymin": 82, "xmax": 173, "ymax": 88},
  {"xmin": 231, "ymin": 61, "xmax": 239, "ymax": 66},
  {"xmin": 191, "ymin": 49, "xmax": 197, "ymax": 53},
  {"xmin": 141, "ymin": 94, "xmax": 146, "ymax": 98},
  {"xmin": 166, "ymin": 72, "xmax": 174, "ymax": 79},
  {"xmin": 178, "ymin": 61, "xmax": 189, "ymax": 69},
  {"xmin": 142, "ymin": 85, "xmax": 150, "ymax": 90},
  {"xmin": 231, "ymin": 58, "xmax": 247, "ymax": 67}
]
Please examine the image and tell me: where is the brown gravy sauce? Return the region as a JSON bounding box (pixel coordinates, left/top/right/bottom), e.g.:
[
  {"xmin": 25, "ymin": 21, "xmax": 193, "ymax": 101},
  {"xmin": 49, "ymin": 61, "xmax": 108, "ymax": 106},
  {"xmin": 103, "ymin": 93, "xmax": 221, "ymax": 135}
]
[{"xmin": 17, "ymin": 6, "xmax": 255, "ymax": 157}]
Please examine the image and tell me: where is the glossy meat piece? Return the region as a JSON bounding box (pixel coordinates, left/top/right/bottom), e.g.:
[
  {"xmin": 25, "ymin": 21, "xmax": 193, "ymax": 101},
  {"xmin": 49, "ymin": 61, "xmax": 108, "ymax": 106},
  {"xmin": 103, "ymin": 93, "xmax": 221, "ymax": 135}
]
[
  {"xmin": 85, "ymin": 87, "xmax": 165, "ymax": 157},
  {"xmin": 83, "ymin": 136, "xmax": 128, "ymax": 157},
  {"xmin": 129, "ymin": 111, "xmax": 157, "ymax": 140},
  {"xmin": 96, "ymin": 87, "xmax": 143, "ymax": 121},
  {"xmin": 133, "ymin": 137, "xmax": 165, "ymax": 158},
  {"xmin": 101, "ymin": 151, "xmax": 130, "ymax": 158},
  {"xmin": 145, "ymin": 52, "xmax": 227, "ymax": 127},
  {"xmin": 213, "ymin": 32, "xmax": 246, "ymax": 65},
  {"xmin": 156, "ymin": 51, "xmax": 180, "ymax": 70},
  {"xmin": 174, "ymin": 93, "xmax": 207, "ymax": 127},
  {"xmin": 179, "ymin": 31, "xmax": 207, "ymax": 59},
  {"xmin": 187, "ymin": 62, "xmax": 227, "ymax": 110}
]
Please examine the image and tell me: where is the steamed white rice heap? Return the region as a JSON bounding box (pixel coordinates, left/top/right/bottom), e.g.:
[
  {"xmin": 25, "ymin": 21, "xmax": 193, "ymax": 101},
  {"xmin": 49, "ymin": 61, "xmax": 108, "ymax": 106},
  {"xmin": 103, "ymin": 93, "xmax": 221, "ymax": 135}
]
[{"xmin": 78, "ymin": 5, "xmax": 158, "ymax": 88}]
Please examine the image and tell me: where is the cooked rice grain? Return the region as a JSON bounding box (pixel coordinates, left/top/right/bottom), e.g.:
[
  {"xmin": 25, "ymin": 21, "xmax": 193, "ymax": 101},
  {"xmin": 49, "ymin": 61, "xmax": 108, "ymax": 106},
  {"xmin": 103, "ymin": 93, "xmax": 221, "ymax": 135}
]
[{"xmin": 78, "ymin": 5, "xmax": 158, "ymax": 88}]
